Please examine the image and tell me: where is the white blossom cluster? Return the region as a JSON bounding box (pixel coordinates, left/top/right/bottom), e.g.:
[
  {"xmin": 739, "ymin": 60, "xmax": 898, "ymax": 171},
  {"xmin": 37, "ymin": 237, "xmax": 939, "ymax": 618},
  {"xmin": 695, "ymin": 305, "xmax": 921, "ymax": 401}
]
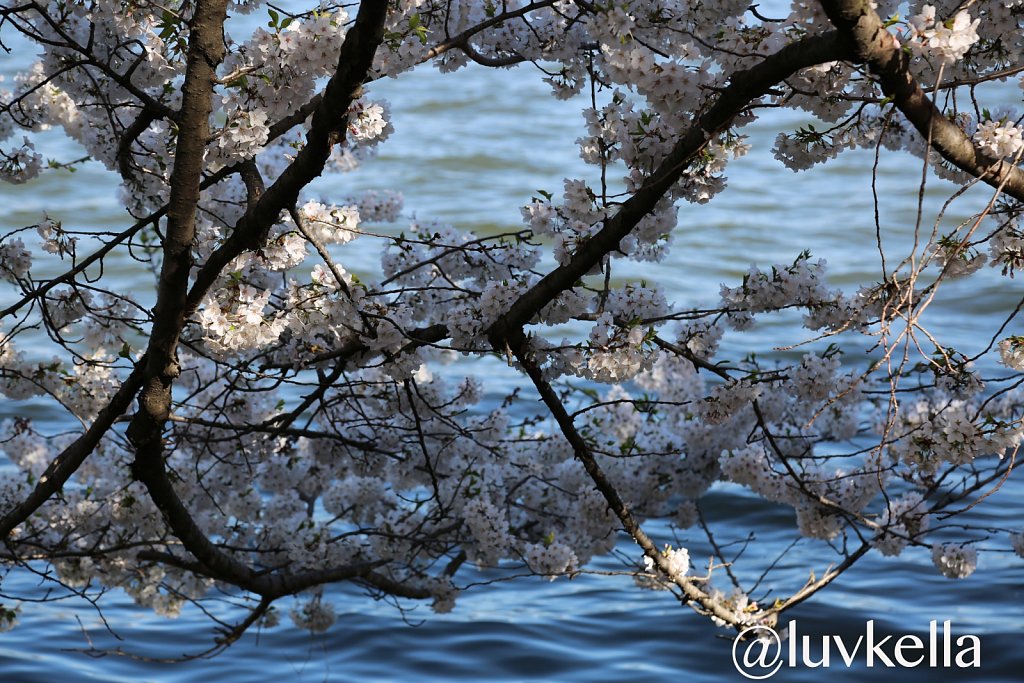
[
  {"xmin": 220, "ymin": 8, "xmax": 351, "ymax": 125},
  {"xmin": 872, "ymin": 492, "xmax": 930, "ymax": 557},
  {"xmin": 583, "ymin": 313, "xmax": 655, "ymax": 382},
  {"xmin": 885, "ymin": 397, "xmax": 1010, "ymax": 475},
  {"xmin": 973, "ymin": 120, "xmax": 1024, "ymax": 160},
  {"xmin": 207, "ymin": 109, "xmax": 270, "ymax": 171},
  {"xmin": 461, "ymin": 497, "xmax": 512, "ymax": 567},
  {"xmin": 999, "ymin": 337, "xmax": 1024, "ymax": 371},
  {"xmin": 905, "ymin": 6, "xmax": 981, "ymax": 67},
  {"xmin": 523, "ymin": 540, "xmax": 579, "ymax": 580},
  {"xmin": 643, "ymin": 546, "xmax": 690, "ymax": 580},
  {"xmin": 0, "ymin": 137, "xmax": 43, "ymax": 184},
  {"xmin": 0, "ymin": 238, "xmax": 31, "ymax": 283},
  {"xmin": 931, "ymin": 542, "xmax": 978, "ymax": 579},
  {"xmin": 347, "ymin": 99, "xmax": 391, "ymax": 143},
  {"xmin": 718, "ymin": 253, "xmax": 861, "ymax": 331},
  {"xmin": 299, "ymin": 200, "xmax": 361, "ymax": 245},
  {"xmin": 290, "ymin": 593, "xmax": 337, "ymax": 633},
  {"xmin": 1010, "ymin": 532, "xmax": 1024, "ymax": 559},
  {"xmin": 353, "ymin": 190, "xmax": 404, "ymax": 223},
  {"xmin": 699, "ymin": 380, "xmax": 762, "ymax": 426},
  {"xmin": 196, "ymin": 283, "xmax": 288, "ymax": 355},
  {"xmin": 706, "ymin": 588, "xmax": 763, "ymax": 629},
  {"xmin": 988, "ymin": 217, "xmax": 1024, "ymax": 276},
  {"xmin": 928, "ymin": 236, "xmax": 987, "ymax": 280}
]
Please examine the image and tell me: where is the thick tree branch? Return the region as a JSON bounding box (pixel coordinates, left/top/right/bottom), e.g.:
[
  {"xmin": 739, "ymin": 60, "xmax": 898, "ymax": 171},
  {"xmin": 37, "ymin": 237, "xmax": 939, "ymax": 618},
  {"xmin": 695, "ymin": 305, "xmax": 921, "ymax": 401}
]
[
  {"xmin": 0, "ymin": 358, "xmax": 146, "ymax": 538},
  {"xmin": 509, "ymin": 329, "xmax": 747, "ymax": 628},
  {"xmin": 116, "ymin": 106, "xmax": 162, "ymax": 183},
  {"xmin": 126, "ymin": 0, "xmax": 229, "ymax": 452},
  {"xmin": 120, "ymin": 0, "xmax": 400, "ymax": 601},
  {"xmin": 184, "ymin": 0, "xmax": 389, "ymax": 317},
  {"xmin": 168, "ymin": 413, "xmax": 387, "ymax": 453},
  {"xmin": 119, "ymin": 0, "xmax": 248, "ymax": 588},
  {"xmin": 259, "ymin": 323, "xmax": 449, "ymax": 370},
  {"xmin": 818, "ymin": 0, "xmax": 1024, "ymax": 200},
  {"xmin": 130, "ymin": 466, "xmax": 390, "ymax": 597},
  {"xmin": 487, "ymin": 31, "xmax": 852, "ymax": 345}
]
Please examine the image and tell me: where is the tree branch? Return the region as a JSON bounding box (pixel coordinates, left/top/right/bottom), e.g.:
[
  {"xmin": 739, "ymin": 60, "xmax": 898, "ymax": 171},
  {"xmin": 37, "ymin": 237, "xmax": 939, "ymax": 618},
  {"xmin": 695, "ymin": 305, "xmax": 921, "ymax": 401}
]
[
  {"xmin": 421, "ymin": 0, "xmax": 558, "ymax": 63},
  {"xmin": 508, "ymin": 328, "xmax": 750, "ymax": 628},
  {"xmin": 0, "ymin": 358, "xmax": 147, "ymax": 538},
  {"xmin": 121, "ymin": 0, "xmax": 401, "ymax": 601},
  {"xmin": 487, "ymin": 31, "xmax": 853, "ymax": 345},
  {"xmin": 126, "ymin": 0, "xmax": 229, "ymax": 452},
  {"xmin": 184, "ymin": 0, "xmax": 390, "ymax": 317},
  {"xmin": 818, "ymin": 0, "xmax": 1024, "ymax": 200}
]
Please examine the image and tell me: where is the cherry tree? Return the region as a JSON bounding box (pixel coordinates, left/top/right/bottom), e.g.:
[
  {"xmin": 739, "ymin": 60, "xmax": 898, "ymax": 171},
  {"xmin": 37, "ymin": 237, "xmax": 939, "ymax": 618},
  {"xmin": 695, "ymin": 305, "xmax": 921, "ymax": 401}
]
[{"xmin": 1, "ymin": 0, "xmax": 1024, "ymax": 651}]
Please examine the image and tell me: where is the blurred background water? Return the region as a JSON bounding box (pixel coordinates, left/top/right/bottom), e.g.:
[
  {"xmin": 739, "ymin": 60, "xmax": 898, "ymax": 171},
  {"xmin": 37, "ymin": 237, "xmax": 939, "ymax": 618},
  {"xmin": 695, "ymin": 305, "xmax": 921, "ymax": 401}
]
[{"xmin": 2, "ymin": 7, "xmax": 1024, "ymax": 682}]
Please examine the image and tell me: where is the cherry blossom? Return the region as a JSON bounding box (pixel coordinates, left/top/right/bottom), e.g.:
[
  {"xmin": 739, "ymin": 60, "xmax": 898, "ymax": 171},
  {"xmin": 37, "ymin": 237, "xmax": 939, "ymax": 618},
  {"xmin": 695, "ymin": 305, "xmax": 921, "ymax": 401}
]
[{"xmin": 1, "ymin": 0, "xmax": 1023, "ymax": 645}]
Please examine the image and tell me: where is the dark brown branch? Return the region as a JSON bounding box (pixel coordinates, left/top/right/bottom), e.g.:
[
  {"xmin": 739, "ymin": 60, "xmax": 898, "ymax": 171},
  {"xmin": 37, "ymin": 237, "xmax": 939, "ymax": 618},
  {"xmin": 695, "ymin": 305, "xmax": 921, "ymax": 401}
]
[
  {"xmin": 359, "ymin": 570, "xmax": 432, "ymax": 600},
  {"xmin": 130, "ymin": 486, "xmax": 389, "ymax": 598},
  {"xmin": 116, "ymin": 106, "xmax": 161, "ymax": 183},
  {"xmin": 508, "ymin": 329, "xmax": 746, "ymax": 628},
  {"xmin": 486, "ymin": 31, "xmax": 852, "ymax": 345},
  {"xmin": 0, "ymin": 358, "xmax": 147, "ymax": 537},
  {"xmin": 184, "ymin": 0, "xmax": 389, "ymax": 317},
  {"xmin": 122, "ymin": 0, "xmax": 242, "ymax": 587},
  {"xmin": 818, "ymin": 0, "xmax": 1024, "ymax": 200},
  {"xmin": 168, "ymin": 413, "xmax": 386, "ymax": 453},
  {"xmin": 260, "ymin": 323, "xmax": 449, "ymax": 370},
  {"xmin": 459, "ymin": 42, "xmax": 527, "ymax": 68},
  {"xmin": 126, "ymin": 0, "xmax": 229, "ymax": 452},
  {"xmin": 123, "ymin": 0, "xmax": 398, "ymax": 600},
  {"xmin": 213, "ymin": 596, "xmax": 272, "ymax": 648}
]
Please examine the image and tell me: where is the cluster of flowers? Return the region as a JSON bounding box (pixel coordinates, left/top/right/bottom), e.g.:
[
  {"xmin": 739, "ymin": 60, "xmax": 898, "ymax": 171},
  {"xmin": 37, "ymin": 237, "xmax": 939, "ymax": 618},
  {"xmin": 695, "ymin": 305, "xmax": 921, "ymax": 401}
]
[
  {"xmin": 872, "ymin": 492, "xmax": 931, "ymax": 557},
  {"xmin": 718, "ymin": 252, "xmax": 866, "ymax": 331},
  {"xmin": 0, "ymin": 238, "xmax": 31, "ymax": 283},
  {"xmin": 0, "ymin": 139, "xmax": 43, "ymax": 185},
  {"xmin": 931, "ymin": 543, "xmax": 978, "ymax": 579},
  {"xmin": 220, "ymin": 8, "xmax": 351, "ymax": 129},
  {"xmin": 905, "ymin": 5, "xmax": 981, "ymax": 67},
  {"xmin": 196, "ymin": 284, "xmax": 288, "ymax": 354},
  {"xmin": 643, "ymin": 546, "xmax": 690, "ymax": 580},
  {"xmin": 974, "ymin": 119, "xmax": 1024, "ymax": 160}
]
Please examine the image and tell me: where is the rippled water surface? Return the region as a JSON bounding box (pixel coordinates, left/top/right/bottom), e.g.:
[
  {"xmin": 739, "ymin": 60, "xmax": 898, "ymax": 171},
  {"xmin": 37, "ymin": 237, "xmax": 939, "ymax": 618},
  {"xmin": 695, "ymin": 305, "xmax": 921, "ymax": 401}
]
[{"xmin": 2, "ymin": 12, "xmax": 1024, "ymax": 683}]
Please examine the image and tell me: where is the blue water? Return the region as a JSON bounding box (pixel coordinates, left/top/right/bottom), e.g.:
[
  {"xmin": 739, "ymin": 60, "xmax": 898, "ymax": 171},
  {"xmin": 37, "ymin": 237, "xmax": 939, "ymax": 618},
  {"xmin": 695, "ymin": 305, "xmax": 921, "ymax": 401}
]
[{"xmin": 2, "ymin": 10, "xmax": 1024, "ymax": 683}]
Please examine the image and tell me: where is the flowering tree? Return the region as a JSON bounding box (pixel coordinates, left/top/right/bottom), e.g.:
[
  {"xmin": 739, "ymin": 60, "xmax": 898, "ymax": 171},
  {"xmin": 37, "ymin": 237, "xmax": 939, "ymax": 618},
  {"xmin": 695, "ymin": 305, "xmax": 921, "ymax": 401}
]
[{"xmin": 2, "ymin": 0, "xmax": 1024, "ymax": 651}]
